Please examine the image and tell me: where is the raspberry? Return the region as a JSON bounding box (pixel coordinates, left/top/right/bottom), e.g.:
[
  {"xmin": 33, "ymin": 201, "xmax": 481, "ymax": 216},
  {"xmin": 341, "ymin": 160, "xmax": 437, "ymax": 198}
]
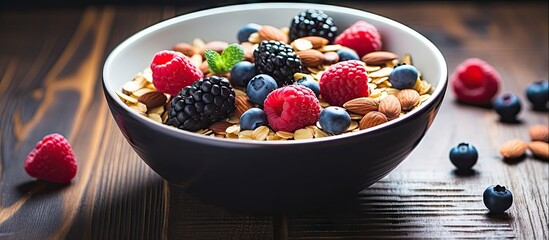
[
  {"xmin": 334, "ymin": 20, "xmax": 382, "ymax": 57},
  {"xmin": 263, "ymin": 85, "xmax": 321, "ymax": 132},
  {"xmin": 319, "ymin": 60, "xmax": 369, "ymax": 106},
  {"xmin": 24, "ymin": 133, "xmax": 78, "ymax": 183},
  {"xmin": 150, "ymin": 50, "xmax": 204, "ymax": 96},
  {"xmin": 451, "ymin": 58, "xmax": 501, "ymax": 106}
]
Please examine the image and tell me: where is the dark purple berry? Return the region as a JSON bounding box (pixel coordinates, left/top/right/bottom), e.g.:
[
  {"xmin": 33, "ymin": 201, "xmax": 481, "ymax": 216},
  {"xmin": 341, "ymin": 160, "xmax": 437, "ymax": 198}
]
[
  {"xmin": 246, "ymin": 74, "xmax": 278, "ymax": 106},
  {"xmin": 493, "ymin": 93, "xmax": 521, "ymax": 123},
  {"xmin": 237, "ymin": 23, "xmax": 261, "ymax": 43},
  {"xmin": 294, "ymin": 76, "xmax": 320, "ymax": 97},
  {"xmin": 525, "ymin": 80, "xmax": 548, "ymax": 111},
  {"xmin": 240, "ymin": 108, "xmax": 268, "ymax": 130},
  {"xmin": 389, "ymin": 64, "xmax": 418, "ymax": 89},
  {"xmin": 483, "ymin": 185, "xmax": 513, "ymax": 213},
  {"xmin": 319, "ymin": 106, "xmax": 351, "ymax": 135},
  {"xmin": 449, "ymin": 142, "xmax": 478, "ymax": 170},
  {"xmin": 229, "ymin": 61, "xmax": 256, "ymax": 88}
]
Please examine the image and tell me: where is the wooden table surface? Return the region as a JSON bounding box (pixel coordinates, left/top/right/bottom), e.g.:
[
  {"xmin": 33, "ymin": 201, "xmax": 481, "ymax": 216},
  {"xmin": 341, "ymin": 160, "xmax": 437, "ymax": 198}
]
[{"xmin": 1, "ymin": 1, "xmax": 548, "ymax": 239}]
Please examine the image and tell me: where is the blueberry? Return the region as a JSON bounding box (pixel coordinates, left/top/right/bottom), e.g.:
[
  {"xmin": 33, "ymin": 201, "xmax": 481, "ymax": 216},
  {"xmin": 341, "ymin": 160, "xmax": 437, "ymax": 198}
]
[
  {"xmin": 294, "ymin": 76, "xmax": 320, "ymax": 97},
  {"xmin": 237, "ymin": 23, "xmax": 261, "ymax": 43},
  {"xmin": 240, "ymin": 108, "xmax": 268, "ymax": 130},
  {"xmin": 525, "ymin": 80, "xmax": 548, "ymax": 111},
  {"xmin": 246, "ymin": 74, "xmax": 278, "ymax": 106},
  {"xmin": 230, "ymin": 61, "xmax": 256, "ymax": 88},
  {"xmin": 336, "ymin": 48, "xmax": 360, "ymax": 62},
  {"xmin": 493, "ymin": 93, "xmax": 521, "ymax": 123},
  {"xmin": 389, "ymin": 64, "xmax": 419, "ymax": 89},
  {"xmin": 319, "ymin": 106, "xmax": 351, "ymax": 134},
  {"xmin": 483, "ymin": 185, "xmax": 513, "ymax": 214},
  {"xmin": 449, "ymin": 142, "xmax": 478, "ymax": 170}
]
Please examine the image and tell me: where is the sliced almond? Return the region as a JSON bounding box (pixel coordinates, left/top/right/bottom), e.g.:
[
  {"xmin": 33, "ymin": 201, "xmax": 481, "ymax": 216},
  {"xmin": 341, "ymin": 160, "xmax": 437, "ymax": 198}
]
[
  {"xmin": 499, "ymin": 139, "xmax": 528, "ymax": 159},
  {"xmin": 294, "ymin": 128, "xmax": 314, "ymax": 140},
  {"xmin": 343, "ymin": 97, "xmax": 379, "ymax": 115},
  {"xmin": 252, "ymin": 126, "xmax": 270, "ymax": 141}
]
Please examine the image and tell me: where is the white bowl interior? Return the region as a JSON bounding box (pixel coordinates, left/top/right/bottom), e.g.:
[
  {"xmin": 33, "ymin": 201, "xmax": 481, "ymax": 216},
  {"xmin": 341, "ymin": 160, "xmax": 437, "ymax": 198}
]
[{"xmin": 103, "ymin": 3, "xmax": 447, "ymax": 138}]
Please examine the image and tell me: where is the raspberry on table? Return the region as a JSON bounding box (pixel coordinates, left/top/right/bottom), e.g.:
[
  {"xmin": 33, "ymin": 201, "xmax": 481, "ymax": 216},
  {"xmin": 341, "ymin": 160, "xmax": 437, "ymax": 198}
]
[
  {"xmin": 150, "ymin": 50, "xmax": 204, "ymax": 96},
  {"xmin": 334, "ymin": 20, "xmax": 382, "ymax": 57},
  {"xmin": 450, "ymin": 58, "xmax": 501, "ymax": 106},
  {"xmin": 319, "ymin": 60, "xmax": 370, "ymax": 106},
  {"xmin": 263, "ymin": 85, "xmax": 321, "ymax": 132},
  {"xmin": 24, "ymin": 133, "xmax": 78, "ymax": 183}
]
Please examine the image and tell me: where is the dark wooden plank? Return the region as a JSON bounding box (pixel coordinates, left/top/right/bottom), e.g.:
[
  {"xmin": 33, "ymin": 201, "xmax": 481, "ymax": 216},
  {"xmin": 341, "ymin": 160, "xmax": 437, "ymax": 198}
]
[{"xmin": 0, "ymin": 2, "xmax": 547, "ymax": 239}]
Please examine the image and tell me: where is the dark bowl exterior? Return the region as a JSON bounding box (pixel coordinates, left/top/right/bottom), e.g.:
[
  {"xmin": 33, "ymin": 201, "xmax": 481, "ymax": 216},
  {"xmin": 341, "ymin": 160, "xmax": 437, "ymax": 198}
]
[{"xmin": 103, "ymin": 80, "xmax": 447, "ymax": 213}]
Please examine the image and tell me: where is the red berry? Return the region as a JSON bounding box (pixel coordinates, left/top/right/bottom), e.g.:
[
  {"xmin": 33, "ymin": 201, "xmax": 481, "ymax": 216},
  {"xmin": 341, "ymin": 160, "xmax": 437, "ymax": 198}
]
[
  {"xmin": 263, "ymin": 85, "xmax": 321, "ymax": 132},
  {"xmin": 24, "ymin": 133, "xmax": 77, "ymax": 183},
  {"xmin": 150, "ymin": 50, "xmax": 204, "ymax": 96},
  {"xmin": 319, "ymin": 60, "xmax": 370, "ymax": 106},
  {"xmin": 334, "ymin": 20, "xmax": 382, "ymax": 57},
  {"xmin": 451, "ymin": 58, "xmax": 501, "ymax": 105}
]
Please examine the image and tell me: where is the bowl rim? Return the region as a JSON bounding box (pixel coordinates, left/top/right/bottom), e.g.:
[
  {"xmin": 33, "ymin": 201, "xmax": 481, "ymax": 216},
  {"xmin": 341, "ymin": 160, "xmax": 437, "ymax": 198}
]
[{"xmin": 102, "ymin": 2, "xmax": 448, "ymax": 146}]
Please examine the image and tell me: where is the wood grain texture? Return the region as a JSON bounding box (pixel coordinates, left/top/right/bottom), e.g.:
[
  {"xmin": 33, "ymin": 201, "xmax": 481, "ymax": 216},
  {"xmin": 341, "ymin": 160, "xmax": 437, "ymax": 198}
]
[{"xmin": 0, "ymin": 1, "xmax": 547, "ymax": 239}]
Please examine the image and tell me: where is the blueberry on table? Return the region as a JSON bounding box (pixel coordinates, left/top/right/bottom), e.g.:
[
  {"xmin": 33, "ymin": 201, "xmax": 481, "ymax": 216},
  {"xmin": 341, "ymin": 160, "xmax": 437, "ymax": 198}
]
[
  {"xmin": 237, "ymin": 23, "xmax": 261, "ymax": 43},
  {"xmin": 389, "ymin": 64, "xmax": 419, "ymax": 89},
  {"xmin": 239, "ymin": 108, "xmax": 268, "ymax": 130},
  {"xmin": 493, "ymin": 93, "xmax": 522, "ymax": 123},
  {"xmin": 246, "ymin": 74, "xmax": 278, "ymax": 106},
  {"xmin": 449, "ymin": 142, "xmax": 478, "ymax": 170},
  {"xmin": 525, "ymin": 80, "xmax": 548, "ymax": 111},
  {"xmin": 483, "ymin": 185, "xmax": 513, "ymax": 214},
  {"xmin": 230, "ymin": 61, "xmax": 256, "ymax": 88},
  {"xmin": 319, "ymin": 106, "xmax": 351, "ymax": 135}
]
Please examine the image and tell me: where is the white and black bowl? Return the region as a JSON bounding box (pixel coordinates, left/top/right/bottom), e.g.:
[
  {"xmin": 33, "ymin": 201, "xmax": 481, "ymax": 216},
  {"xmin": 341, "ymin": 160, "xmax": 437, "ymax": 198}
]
[{"xmin": 102, "ymin": 3, "xmax": 448, "ymax": 213}]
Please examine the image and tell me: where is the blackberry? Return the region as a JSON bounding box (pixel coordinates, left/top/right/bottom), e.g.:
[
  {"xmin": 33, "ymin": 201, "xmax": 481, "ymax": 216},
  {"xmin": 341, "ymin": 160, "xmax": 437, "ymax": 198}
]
[
  {"xmin": 289, "ymin": 9, "xmax": 337, "ymax": 43},
  {"xmin": 168, "ymin": 76, "xmax": 236, "ymax": 131},
  {"xmin": 253, "ymin": 40, "xmax": 302, "ymax": 87}
]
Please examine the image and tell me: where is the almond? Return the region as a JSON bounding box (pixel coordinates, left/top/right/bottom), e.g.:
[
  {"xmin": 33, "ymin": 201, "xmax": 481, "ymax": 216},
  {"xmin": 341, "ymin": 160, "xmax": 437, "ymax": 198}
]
[
  {"xmin": 323, "ymin": 52, "xmax": 339, "ymax": 64},
  {"xmin": 291, "ymin": 39, "xmax": 313, "ymax": 51},
  {"xmin": 359, "ymin": 111, "xmax": 388, "ymax": 130},
  {"xmin": 378, "ymin": 95, "xmax": 401, "ymax": 120},
  {"xmin": 296, "ymin": 49, "xmax": 325, "ymax": 67},
  {"xmin": 199, "ymin": 41, "xmax": 228, "ymax": 57},
  {"xmin": 258, "ymin": 25, "xmax": 288, "ymax": 43},
  {"xmin": 138, "ymin": 91, "xmax": 167, "ymax": 108},
  {"xmin": 396, "ymin": 89, "xmax": 420, "ymax": 111},
  {"xmin": 172, "ymin": 42, "xmax": 195, "ymax": 56},
  {"xmin": 209, "ymin": 121, "xmax": 232, "ymax": 134},
  {"xmin": 343, "ymin": 97, "xmax": 379, "ymax": 115},
  {"xmin": 528, "ymin": 141, "xmax": 549, "ymax": 159},
  {"xmin": 240, "ymin": 42, "xmax": 255, "ymax": 62},
  {"xmin": 499, "ymin": 139, "xmax": 528, "ymax": 159},
  {"xmin": 298, "ymin": 36, "xmax": 329, "ymax": 49},
  {"xmin": 528, "ymin": 124, "xmax": 549, "ymax": 142},
  {"xmin": 234, "ymin": 95, "xmax": 254, "ymax": 118},
  {"xmin": 361, "ymin": 51, "xmax": 399, "ymax": 65}
]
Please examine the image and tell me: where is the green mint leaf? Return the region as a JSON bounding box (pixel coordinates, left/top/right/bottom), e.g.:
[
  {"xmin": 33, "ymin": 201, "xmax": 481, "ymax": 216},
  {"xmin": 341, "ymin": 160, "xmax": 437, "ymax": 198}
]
[
  {"xmin": 220, "ymin": 44, "xmax": 244, "ymax": 72},
  {"xmin": 205, "ymin": 49, "xmax": 223, "ymax": 73}
]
